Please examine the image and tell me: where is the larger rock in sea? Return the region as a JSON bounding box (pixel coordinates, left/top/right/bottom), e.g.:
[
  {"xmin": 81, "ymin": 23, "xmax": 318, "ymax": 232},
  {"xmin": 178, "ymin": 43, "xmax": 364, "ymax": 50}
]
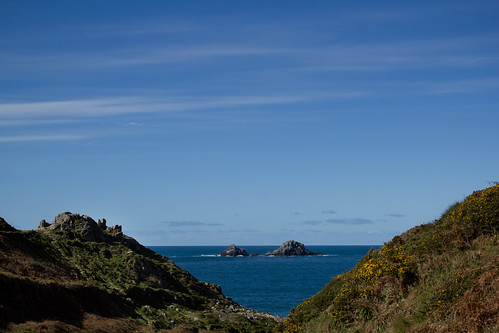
[{"xmin": 265, "ymin": 240, "xmax": 322, "ymax": 256}]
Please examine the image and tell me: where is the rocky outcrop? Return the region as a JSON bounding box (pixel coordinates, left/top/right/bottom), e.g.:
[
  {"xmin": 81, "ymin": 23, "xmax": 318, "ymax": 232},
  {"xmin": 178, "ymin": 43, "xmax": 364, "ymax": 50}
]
[
  {"xmin": 0, "ymin": 217, "xmax": 16, "ymax": 232},
  {"xmin": 0, "ymin": 213, "xmax": 280, "ymax": 332},
  {"xmin": 220, "ymin": 244, "xmax": 251, "ymax": 257},
  {"xmin": 265, "ymin": 240, "xmax": 322, "ymax": 256},
  {"xmin": 38, "ymin": 212, "xmax": 124, "ymax": 243}
]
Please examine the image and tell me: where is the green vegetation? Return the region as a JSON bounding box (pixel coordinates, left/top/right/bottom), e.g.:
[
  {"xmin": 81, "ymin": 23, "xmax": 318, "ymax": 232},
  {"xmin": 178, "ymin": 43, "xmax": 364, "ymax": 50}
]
[
  {"xmin": 2, "ymin": 185, "xmax": 498, "ymax": 332},
  {"xmin": 275, "ymin": 185, "xmax": 499, "ymax": 332},
  {"xmin": 0, "ymin": 214, "xmax": 279, "ymax": 332}
]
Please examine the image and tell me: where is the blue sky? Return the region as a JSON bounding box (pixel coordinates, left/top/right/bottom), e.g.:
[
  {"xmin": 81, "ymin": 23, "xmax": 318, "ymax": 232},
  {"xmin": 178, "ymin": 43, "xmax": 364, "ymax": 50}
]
[{"xmin": 1, "ymin": 0, "xmax": 498, "ymax": 245}]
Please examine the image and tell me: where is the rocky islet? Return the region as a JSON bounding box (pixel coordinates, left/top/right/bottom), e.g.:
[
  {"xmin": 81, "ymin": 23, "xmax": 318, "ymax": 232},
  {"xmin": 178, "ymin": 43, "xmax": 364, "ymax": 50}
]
[{"xmin": 220, "ymin": 240, "xmax": 321, "ymax": 257}]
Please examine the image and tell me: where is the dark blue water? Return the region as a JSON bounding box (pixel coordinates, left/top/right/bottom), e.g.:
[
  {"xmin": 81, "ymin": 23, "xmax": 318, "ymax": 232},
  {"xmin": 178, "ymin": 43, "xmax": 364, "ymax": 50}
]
[{"xmin": 149, "ymin": 245, "xmax": 378, "ymax": 317}]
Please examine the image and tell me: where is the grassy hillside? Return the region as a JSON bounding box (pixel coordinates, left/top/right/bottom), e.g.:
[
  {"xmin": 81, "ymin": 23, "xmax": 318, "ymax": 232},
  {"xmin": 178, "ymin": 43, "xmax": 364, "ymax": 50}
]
[
  {"xmin": 275, "ymin": 185, "xmax": 499, "ymax": 333},
  {"xmin": 0, "ymin": 213, "xmax": 279, "ymax": 332}
]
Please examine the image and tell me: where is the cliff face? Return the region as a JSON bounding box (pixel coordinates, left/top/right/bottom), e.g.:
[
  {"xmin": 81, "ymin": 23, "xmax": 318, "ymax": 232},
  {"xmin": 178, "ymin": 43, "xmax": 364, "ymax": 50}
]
[
  {"xmin": 275, "ymin": 185, "xmax": 499, "ymax": 333},
  {"xmin": 0, "ymin": 212, "xmax": 279, "ymax": 332}
]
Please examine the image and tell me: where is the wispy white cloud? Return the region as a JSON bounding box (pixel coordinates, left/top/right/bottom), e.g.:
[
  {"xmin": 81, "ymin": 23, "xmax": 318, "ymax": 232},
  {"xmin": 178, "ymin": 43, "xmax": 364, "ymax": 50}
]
[
  {"xmin": 296, "ymin": 36, "xmax": 499, "ymax": 72},
  {"xmin": 124, "ymin": 121, "xmax": 146, "ymax": 127},
  {"xmin": 0, "ymin": 119, "xmax": 75, "ymax": 127},
  {"xmin": 0, "ymin": 98, "xmax": 146, "ymax": 119},
  {"xmin": 1, "ymin": 46, "xmax": 293, "ymax": 71},
  {"xmin": 325, "ymin": 218, "xmax": 373, "ymax": 225},
  {"xmin": 0, "ymin": 91, "xmax": 362, "ymax": 126},
  {"xmin": 300, "ymin": 221, "xmax": 323, "ymax": 226},
  {"xmin": 300, "ymin": 218, "xmax": 373, "ymax": 226},
  {"xmin": 0, "ymin": 91, "xmax": 367, "ymax": 144},
  {"xmin": 161, "ymin": 221, "xmax": 223, "ymax": 227},
  {"xmin": 0, "ymin": 134, "xmax": 94, "ymax": 143},
  {"xmin": 82, "ymin": 19, "xmax": 196, "ymax": 38},
  {"xmin": 4, "ymin": 33, "xmax": 496, "ymax": 74},
  {"xmin": 386, "ymin": 213, "xmax": 406, "ymax": 218},
  {"xmin": 0, "ymin": 95, "xmax": 299, "ymax": 121},
  {"xmin": 425, "ymin": 77, "xmax": 499, "ymax": 94}
]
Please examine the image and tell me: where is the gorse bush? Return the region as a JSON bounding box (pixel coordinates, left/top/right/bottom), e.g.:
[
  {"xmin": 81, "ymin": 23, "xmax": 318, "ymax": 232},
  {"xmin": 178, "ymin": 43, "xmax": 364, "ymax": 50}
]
[
  {"xmin": 356, "ymin": 243, "xmax": 412, "ymax": 282},
  {"xmin": 327, "ymin": 240, "xmax": 415, "ymax": 328},
  {"xmin": 275, "ymin": 185, "xmax": 499, "ymax": 332},
  {"xmin": 440, "ymin": 185, "xmax": 499, "ymax": 242}
]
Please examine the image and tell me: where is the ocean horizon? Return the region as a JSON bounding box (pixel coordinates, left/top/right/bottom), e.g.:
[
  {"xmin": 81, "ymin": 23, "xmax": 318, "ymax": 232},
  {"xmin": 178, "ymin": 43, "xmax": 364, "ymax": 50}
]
[{"xmin": 149, "ymin": 245, "xmax": 379, "ymax": 317}]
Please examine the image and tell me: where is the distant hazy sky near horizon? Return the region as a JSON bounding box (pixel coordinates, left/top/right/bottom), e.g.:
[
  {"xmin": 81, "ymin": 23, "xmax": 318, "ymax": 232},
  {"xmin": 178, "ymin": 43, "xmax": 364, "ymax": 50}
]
[{"xmin": 1, "ymin": 1, "xmax": 498, "ymax": 245}]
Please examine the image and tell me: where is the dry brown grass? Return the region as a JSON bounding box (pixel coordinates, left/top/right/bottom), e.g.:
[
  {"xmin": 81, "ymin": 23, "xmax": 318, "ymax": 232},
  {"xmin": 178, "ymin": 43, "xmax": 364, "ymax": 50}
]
[{"xmin": 449, "ymin": 258, "xmax": 499, "ymax": 333}]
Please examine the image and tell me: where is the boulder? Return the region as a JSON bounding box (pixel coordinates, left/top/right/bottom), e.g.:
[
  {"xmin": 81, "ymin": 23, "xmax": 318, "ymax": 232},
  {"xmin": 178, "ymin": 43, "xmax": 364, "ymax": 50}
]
[
  {"xmin": 97, "ymin": 218, "xmax": 107, "ymax": 229},
  {"xmin": 220, "ymin": 244, "xmax": 251, "ymax": 257},
  {"xmin": 38, "ymin": 219, "xmax": 50, "ymax": 229},
  {"xmin": 265, "ymin": 240, "xmax": 322, "ymax": 256}
]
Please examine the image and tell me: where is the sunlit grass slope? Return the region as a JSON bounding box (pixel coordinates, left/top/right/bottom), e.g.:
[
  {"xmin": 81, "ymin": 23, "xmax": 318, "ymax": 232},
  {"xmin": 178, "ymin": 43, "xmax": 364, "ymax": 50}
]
[
  {"xmin": 0, "ymin": 213, "xmax": 278, "ymax": 332},
  {"xmin": 276, "ymin": 185, "xmax": 499, "ymax": 333}
]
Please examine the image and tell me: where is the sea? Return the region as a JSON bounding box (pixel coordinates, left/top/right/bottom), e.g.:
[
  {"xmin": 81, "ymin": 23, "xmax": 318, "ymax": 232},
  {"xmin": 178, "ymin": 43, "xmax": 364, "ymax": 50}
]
[{"xmin": 148, "ymin": 245, "xmax": 379, "ymax": 317}]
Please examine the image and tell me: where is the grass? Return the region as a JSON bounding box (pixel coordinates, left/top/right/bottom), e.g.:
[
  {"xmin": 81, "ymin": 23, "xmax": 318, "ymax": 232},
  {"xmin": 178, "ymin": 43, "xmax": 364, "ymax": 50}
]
[
  {"xmin": 0, "ymin": 214, "xmax": 279, "ymax": 332},
  {"xmin": 275, "ymin": 185, "xmax": 499, "ymax": 332}
]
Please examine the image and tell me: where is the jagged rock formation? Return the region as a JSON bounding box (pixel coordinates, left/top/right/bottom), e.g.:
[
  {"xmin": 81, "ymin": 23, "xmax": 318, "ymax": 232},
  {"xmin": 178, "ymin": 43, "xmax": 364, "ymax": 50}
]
[
  {"xmin": 265, "ymin": 240, "xmax": 322, "ymax": 256},
  {"xmin": 0, "ymin": 212, "xmax": 280, "ymax": 332},
  {"xmin": 38, "ymin": 212, "xmax": 123, "ymax": 241},
  {"xmin": 0, "ymin": 217, "xmax": 16, "ymax": 232},
  {"xmin": 220, "ymin": 244, "xmax": 254, "ymax": 257}
]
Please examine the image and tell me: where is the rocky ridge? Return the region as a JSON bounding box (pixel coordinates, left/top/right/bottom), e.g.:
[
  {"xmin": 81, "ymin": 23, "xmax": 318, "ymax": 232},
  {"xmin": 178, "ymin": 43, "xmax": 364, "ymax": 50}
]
[
  {"xmin": 0, "ymin": 217, "xmax": 16, "ymax": 232},
  {"xmin": 276, "ymin": 185, "xmax": 499, "ymax": 332},
  {"xmin": 0, "ymin": 212, "xmax": 281, "ymax": 332}
]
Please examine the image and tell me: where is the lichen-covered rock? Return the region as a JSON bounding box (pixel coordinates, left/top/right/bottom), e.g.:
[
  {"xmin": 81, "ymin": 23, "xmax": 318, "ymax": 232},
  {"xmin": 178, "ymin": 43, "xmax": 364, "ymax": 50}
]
[
  {"xmin": 37, "ymin": 212, "xmax": 127, "ymax": 243},
  {"xmin": 38, "ymin": 219, "xmax": 50, "ymax": 228},
  {"xmin": 265, "ymin": 240, "xmax": 322, "ymax": 256}
]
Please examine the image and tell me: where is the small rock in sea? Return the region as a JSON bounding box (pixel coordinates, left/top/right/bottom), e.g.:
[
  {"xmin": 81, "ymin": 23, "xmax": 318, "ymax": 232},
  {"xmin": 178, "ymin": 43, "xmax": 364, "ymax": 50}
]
[{"xmin": 220, "ymin": 244, "xmax": 251, "ymax": 257}]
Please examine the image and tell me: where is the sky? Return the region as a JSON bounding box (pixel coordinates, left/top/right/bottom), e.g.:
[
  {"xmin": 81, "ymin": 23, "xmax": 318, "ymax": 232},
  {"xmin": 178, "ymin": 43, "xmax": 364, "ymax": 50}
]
[{"xmin": 1, "ymin": 0, "xmax": 498, "ymax": 246}]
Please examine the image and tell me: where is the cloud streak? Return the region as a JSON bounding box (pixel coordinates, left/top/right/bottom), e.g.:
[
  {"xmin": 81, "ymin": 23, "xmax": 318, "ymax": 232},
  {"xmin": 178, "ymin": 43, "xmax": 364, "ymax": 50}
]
[
  {"xmin": 386, "ymin": 213, "xmax": 406, "ymax": 218},
  {"xmin": 0, "ymin": 95, "xmax": 307, "ymax": 121},
  {"xmin": 161, "ymin": 221, "xmax": 223, "ymax": 227},
  {"xmin": 300, "ymin": 218, "xmax": 373, "ymax": 226},
  {"xmin": 3, "ymin": 31, "xmax": 496, "ymax": 74},
  {"xmin": 325, "ymin": 218, "xmax": 373, "ymax": 225},
  {"xmin": 0, "ymin": 134, "xmax": 95, "ymax": 143},
  {"xmin": 300, "ymin": 221, "xmax": 323, "ymax": 226}
]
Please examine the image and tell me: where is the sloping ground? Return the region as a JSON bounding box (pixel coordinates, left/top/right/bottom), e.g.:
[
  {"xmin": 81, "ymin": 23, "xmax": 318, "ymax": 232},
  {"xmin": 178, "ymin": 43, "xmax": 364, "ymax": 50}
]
[
  {"xmin": 0, "ymin": 213, "xmax": 279, "ymax": 332},
  {"xmin": 275, "ymin": 185, "xmax": 499, "ymax": 333}
]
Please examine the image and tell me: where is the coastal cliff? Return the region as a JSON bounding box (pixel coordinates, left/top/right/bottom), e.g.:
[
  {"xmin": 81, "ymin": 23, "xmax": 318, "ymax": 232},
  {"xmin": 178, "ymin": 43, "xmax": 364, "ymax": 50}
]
[
  {"xmin": 275, "ymin": 185, "xmax": 499, "ymax": 332},
  {"xmin": 0, "ymin": 212, "xmax": 279, "ymax": 332}
]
